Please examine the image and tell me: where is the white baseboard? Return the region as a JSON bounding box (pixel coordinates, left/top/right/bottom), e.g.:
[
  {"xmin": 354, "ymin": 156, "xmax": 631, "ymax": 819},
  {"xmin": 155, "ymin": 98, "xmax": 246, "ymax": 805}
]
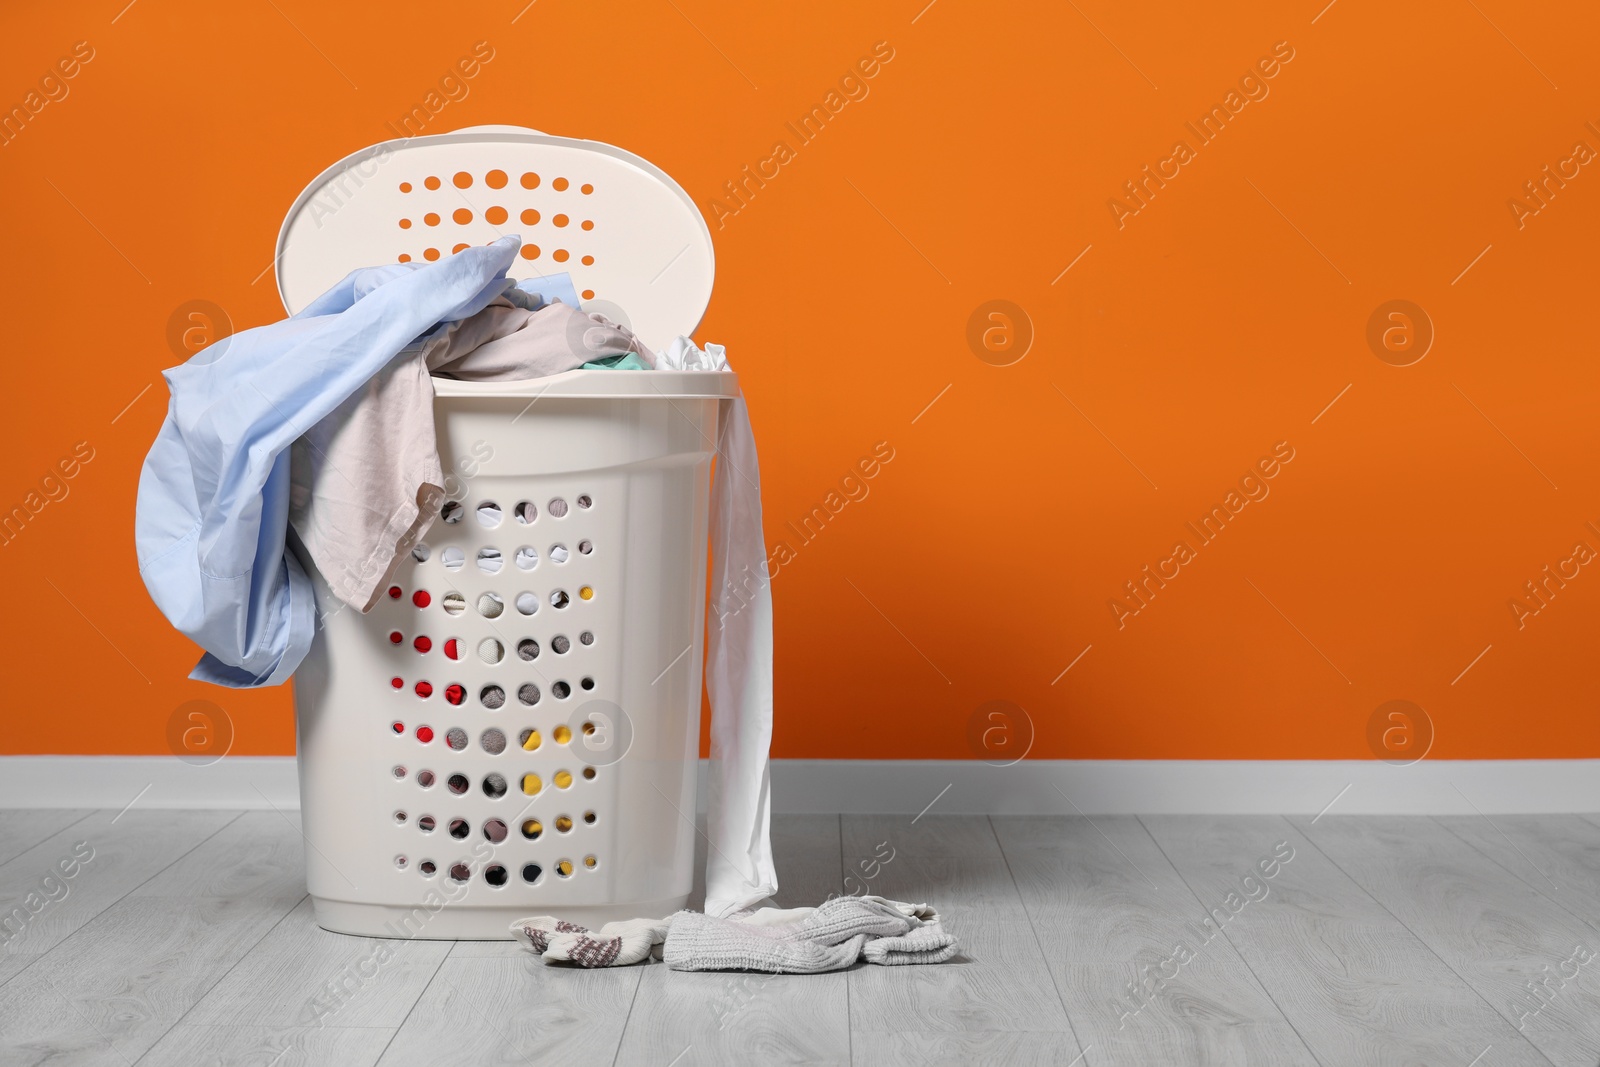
[
  {"xmin": 0, "ymin": 756, "xmax": 1595, "ymax": 815},
  {"xmin": 0, "ymin": 757, "xmax": 302, "ymax": 813}
]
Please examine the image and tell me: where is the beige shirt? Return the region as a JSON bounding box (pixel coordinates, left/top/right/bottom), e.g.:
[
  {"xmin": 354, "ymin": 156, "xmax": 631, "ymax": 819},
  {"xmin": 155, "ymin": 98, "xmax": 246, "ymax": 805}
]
[{"xmin": 288, "ymin": 298, "xmax": 652, "ymax": 613}]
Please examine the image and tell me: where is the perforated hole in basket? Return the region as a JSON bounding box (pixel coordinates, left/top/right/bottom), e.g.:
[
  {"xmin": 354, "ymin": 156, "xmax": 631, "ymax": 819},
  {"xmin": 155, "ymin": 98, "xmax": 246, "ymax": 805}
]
[
  {"xmin": 395, "ymin": 172, "xmax": 600, "ymax": 290},
  {"xmin": 480, "ymin": 728, "xmax": 507, "ymax": 755},
  {"xmin": 476, "ymin": 547, "xmax": 503, "ymax": 574}
]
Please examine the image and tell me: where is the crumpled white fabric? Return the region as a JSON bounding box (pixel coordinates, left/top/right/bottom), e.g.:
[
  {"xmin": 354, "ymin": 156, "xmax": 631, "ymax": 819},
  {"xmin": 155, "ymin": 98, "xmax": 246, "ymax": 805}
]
[
  {"xmin": 510, "ymin": 896, "xmax": 952, "ymax": 970},
  {"xmin": 659, "ymin": 335, "xmax": 729, "ymax": 371},
  {"xmin": 736, "ymin": 898, "xmax": 940, "ymax": 927},
  {"xmin": 658, "ymin": 337, "xmax": 776, "ymax": 918}
]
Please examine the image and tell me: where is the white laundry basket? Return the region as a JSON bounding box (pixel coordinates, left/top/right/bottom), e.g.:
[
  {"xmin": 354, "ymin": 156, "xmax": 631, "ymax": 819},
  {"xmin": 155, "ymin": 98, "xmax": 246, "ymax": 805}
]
[{"xmin": 277, "ymin": 126, "xmax": 734, "ymax": 938}]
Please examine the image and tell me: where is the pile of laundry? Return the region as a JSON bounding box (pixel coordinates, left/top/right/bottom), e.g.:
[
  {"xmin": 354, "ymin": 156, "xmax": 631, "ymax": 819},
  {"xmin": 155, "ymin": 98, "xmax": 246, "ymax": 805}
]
[
  {"xmin": 284, "ymin": 267, "xmax": 723, "ymax": 620},
  {"xmin": 137, "ymin": 235, "xmax": 730, "ymax": 688},
  {"xmin": 512, "ymin": 896, "xmax": 959, "ymax": 972}
]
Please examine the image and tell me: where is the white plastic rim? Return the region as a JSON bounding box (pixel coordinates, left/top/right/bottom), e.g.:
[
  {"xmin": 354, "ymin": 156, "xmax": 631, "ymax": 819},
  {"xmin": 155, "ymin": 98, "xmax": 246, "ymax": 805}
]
[
  {"xmin": 431, "ymin": 367, "xmax": 739, "ymax": 400},
  {"xmin": 275, "ymin": 125, "xmax": 715, "ymax": 354}
]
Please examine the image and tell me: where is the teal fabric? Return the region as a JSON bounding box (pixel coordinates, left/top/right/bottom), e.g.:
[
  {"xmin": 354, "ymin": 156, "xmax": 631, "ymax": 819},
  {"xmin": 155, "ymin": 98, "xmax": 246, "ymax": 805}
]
[{"xmin": 581, "ymin": 352, "xmax": 651, "ymax": 371}]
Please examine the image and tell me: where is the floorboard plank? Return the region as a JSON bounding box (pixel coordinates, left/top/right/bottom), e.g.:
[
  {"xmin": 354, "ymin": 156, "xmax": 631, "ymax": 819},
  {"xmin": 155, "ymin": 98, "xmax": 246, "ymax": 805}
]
[
  {"xmin": 0, "ymin": 810, "xmax": 94, "ymax": 869},
  {"xmin": 0, "ymin": 811, "xmax": 306, "ymax": 1066},
  {"xmin": 615, "ymin": 815, "xmax": 851, "ymax": 1067},
  {"xmin": 376, "ymin": 956, "xmax": 639, "ymax": 1067},
  {"xmin": 0, "ymin": 808, "xmax": 240, "ymax": 989},
  {"xmin": 1144, "ymin": 815, "xmax": 1552, "ymax": 1067},
  {"xmin": 180, "ymin": 897, "xmax": 453, "ymax": 1030},
  {"xmin": 139, "ymin": 1023, "xmax": 395, "ymax": 1067},
  {"xmin": 1297, "ymin": 814, "xmax": 1600, "ymax": 1067},
  {"xmin": 840, "ymin": 816, "xmax": 1080, "ymax": 1041},
  {"xmin": 1436, "ymin": 813, "xmax": 1600, "ymax": 939},
  {"xmin": 993, "ymin": 815, "xmax": 1317, "ymax": 1067},
  {"xmin": 851, "ymin": 1030, "xmax": 1086, "ymax": 1066}
]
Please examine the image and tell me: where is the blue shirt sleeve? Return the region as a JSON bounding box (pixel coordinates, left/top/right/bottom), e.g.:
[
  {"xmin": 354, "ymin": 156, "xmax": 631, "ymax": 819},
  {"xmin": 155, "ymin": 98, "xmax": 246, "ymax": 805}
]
[{"xmin": 135, "ymin": 237, "xmax": 524, "ymax": 687}]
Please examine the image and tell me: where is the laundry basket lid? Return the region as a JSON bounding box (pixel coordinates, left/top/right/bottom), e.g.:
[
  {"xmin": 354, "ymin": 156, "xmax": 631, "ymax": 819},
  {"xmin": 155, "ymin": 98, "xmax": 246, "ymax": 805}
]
[{"xmin": 275, "ymin": 126, "xmax": 714, "ymax": 352}]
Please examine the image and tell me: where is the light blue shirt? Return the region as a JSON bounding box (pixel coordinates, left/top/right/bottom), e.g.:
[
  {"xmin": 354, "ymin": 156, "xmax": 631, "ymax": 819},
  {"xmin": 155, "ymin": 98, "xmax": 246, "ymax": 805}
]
[{"xmin": 135, "ymin": 237, "xmax": 550, "ymax": 687}]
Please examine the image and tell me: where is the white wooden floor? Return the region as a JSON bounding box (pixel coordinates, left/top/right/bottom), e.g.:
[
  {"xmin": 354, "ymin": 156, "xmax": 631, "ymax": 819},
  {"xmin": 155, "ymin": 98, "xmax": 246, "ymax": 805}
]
[{"xmin": 1, "ymin": 810, "xmax": 1598, "ymax": 1066}]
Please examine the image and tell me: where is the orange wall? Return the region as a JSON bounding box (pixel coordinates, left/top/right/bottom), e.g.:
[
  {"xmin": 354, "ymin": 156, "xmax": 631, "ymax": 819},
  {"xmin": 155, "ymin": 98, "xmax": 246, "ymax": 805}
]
[{"xmin": 3, "ymin": 1, "xmax": 1597, "ymax": 761}]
